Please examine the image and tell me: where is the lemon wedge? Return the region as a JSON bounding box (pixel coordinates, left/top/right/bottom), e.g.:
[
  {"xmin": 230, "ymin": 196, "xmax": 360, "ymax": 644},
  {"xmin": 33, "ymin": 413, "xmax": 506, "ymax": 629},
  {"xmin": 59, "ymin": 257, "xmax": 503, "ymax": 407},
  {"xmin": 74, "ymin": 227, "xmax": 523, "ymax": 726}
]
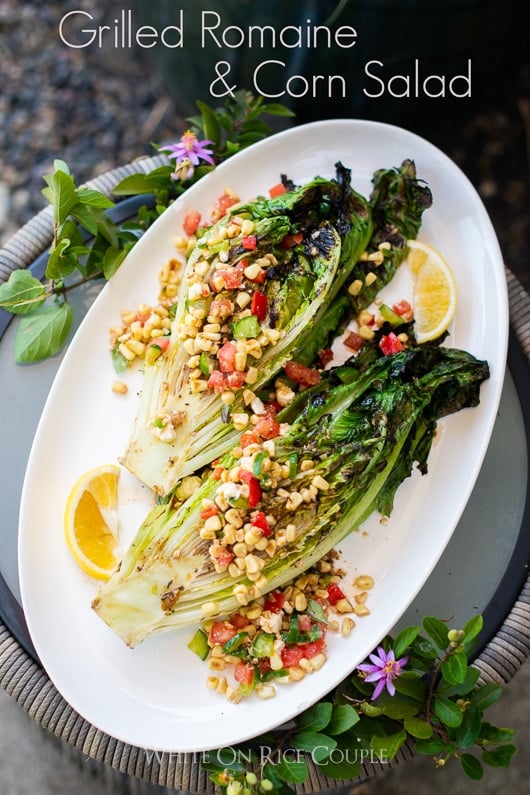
[
  {"xmin": 407, "ymin": 239, "xmax": 458, "ymax": 343},
  {"xmin": 64, "ymin": 464, "xmax": 121, "ymax": 580}
]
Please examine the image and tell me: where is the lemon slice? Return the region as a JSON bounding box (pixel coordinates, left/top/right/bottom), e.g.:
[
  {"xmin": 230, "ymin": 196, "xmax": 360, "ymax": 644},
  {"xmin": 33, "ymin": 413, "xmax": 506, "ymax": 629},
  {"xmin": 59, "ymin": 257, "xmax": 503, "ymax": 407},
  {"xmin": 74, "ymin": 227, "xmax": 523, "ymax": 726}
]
[
  {"xmin": 64, "ymin": 464, "xmax": 121, "ymax": 580},
  {"xmin": 407, "ymin": 239, "xmax": 458, "ymax": 343}
]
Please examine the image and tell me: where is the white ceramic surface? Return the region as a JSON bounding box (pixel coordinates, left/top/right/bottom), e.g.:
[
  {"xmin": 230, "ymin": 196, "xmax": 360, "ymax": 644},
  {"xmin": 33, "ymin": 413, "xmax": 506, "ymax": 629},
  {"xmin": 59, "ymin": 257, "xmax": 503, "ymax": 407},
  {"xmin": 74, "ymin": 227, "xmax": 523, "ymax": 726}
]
[{"xmin": 18, "ymin": 119, "xmax": 509, "ymax": 752}]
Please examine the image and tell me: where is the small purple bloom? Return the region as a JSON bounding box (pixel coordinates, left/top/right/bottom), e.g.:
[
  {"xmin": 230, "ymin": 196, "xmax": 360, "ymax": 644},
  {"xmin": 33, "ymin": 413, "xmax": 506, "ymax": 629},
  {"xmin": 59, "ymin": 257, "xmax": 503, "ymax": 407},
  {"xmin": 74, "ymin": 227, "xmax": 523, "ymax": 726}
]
[
  {"xmin": 161, "ymin": 130, "xmax": 215, "ymax": 180},
  {"xmin": 357, "ymin": 646, "xmax": 408, "ymax": 700}
]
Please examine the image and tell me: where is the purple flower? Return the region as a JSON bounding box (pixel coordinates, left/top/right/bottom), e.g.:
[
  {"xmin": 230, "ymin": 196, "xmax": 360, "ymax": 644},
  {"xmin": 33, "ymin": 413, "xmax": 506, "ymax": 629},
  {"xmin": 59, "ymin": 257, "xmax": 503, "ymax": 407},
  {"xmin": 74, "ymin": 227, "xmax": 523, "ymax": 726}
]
[
  {"xmin": 161, "ymin": 130, "xmax": 215, "ymax": 180},
  {"xmin": 357, "ymin": 646, "xmax": 408, "ymax": 700}
]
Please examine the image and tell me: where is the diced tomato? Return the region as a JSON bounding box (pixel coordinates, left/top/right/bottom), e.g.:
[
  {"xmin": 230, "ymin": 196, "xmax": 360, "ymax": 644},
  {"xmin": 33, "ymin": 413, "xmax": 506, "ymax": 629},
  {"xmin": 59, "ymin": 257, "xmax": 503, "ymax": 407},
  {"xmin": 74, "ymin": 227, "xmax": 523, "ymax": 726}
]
[
  {"xmin": 226, "ymin": 371, "xmax": 247, "ymax": 389},
  {"xmin": 344, "ymin": 331, "xmax": 364, "ymax": 353},
  {"xmin": 327, "ymin": 582, "xmax": 346, "ymax": 606},
  {"xmin": 250, "ymin": 291, "xmax": 268, "ymax": 321},
  {"xmin": 318, "ymin": 348, "xmax": 334, "ymax": 368},
  {"xmin": 135, "ymin": 310, "xmax": 151, "ymax": 325},
  {"xmin": 239, "ymin": 470, "xmax": 262, "ymax": 508},
  {"xmin": 248, "ymin": 478, "xmax": 262, "ymax": 509},
  {"xmin": 207, "ymin": 370, "xmax": 226, "ymax": 393},
  {"xmin": 280, "ymin": 232, "xmax": 304, "ymax": 249},
  {"xmin": 251, "ymin": 511, "xmax": 272, "ymax": 536},
  {"xmin": 263, "ymin": 591, "xmax": 285, "ymax": 613},
  {"xmin": 215, "ymin": 193, "xmax": 238, "ymax": 217},
  {"xmin": 234, "ymin": 662, "xmax": 255, "ymax": 685},
  {"xmin": 218, "ymin": 263, "xmax": 245, "ymax": 290},
  {"xmin": 269, "ymin": 182, "xmax": 287, "ymax": 198},
  {"xmin": 148, "ymin": 336, "xmax": 171, "ymax": 353},
  {"xmin": 263, "ymin": 400, "xmax": 281, "ymax": 416},
  {"xmin": 242, "ymin": 235, "xmax": 257, "ymax": 250},
  {"xmin": 284, "ymin": 360, "xmax": 321, "ymax": 387},
  {"xmin": 183, "ymin": 209, "xmax": 201, "ymax": 236},
  {"xmin": 298, "ymin": 614, "xmax": 313, "ymax": 632},
  {"xmin": 208, "ymin": 622, "xmax": 237, "ymax": 645},
  {"xmin": 392, "ymin": 299, "xmax": 414, "ymax": 321},
  {"xmin": 254, "ymin": 415, "xmax": 281, "ymax": 440},
  {"xmin": 250, "ymin": 269, "xmax": 267, "ymax": 284},
  {"xmin": 230, "ymin": 613, "xmax": 250, "ymax": 629},
  {"xmin": 379, "ymin": 332, "xmax": 404, "ymax": 356},
  {"xmin": 240, "ymin": 432, "xmax": 260, "ymax": 448},
  {"xmin": 218, "ymin": 341, "xmax": 237, "ymax": 372},
  {"xmin": 215, "ymin": 549, "xmax": 235, "ymax": 567},
  {"xmin": 281, "ymin": 638, "xmax": 326, "ymax": 668},
  {"xmin": 212, "ymin": 466, "xmax": 224, "ymax": 480},
  {"xmin": 200, "ymin": 505, "xmax": 219, "ymax": 520}
]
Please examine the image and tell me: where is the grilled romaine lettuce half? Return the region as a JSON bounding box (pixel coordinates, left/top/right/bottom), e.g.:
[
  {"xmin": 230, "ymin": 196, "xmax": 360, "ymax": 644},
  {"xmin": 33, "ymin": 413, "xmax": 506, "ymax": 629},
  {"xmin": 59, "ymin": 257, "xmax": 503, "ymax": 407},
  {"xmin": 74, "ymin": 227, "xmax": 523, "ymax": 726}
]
[
  {"xmin": 94, "ymin": 334, "xmax": 489, "ymax": 647},
  {"xmin": 293, "ymin": 158, "xmax": 433, "ymax": 367},
  {"xmin": 120, "ymin": 165, "xmax": 372, "ymax": 496}
]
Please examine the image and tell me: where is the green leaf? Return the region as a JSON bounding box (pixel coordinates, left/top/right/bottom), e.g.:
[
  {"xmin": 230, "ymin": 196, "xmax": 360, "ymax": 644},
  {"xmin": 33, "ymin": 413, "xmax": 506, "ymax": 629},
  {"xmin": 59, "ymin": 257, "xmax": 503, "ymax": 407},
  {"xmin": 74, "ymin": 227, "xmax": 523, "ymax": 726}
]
[
  {"xmin": 327, "ymin": 704, "xmax": 360, "ymax": 735},
  {"xmin": 45, "ymin": 239, "xmax": 79, "ymax": 280},
  {"xmin": 422, "ymin": 616, "xmax": 449, "ymax": 650},
  {"xmin": 377, "ymin": 691, "xmax": 423, "ymax": 720},
  {"xmin": 261, "ymin": 763, "xmax": 297, "ymax": 794},
  {"xmin": 455, "ymin": 705, "xmax": 483, "ymax": 748},
  {"xmin": 292, "ymin": 732, "xmax": 337, "ymax": 762},
  {"xmin": 411, "ymin": 637, "xmax": 438, "ymax": 661},
  {"xmin": 360, "ymin": 702, "xmax": 383, "ymax": 718},
  {"xmin": 482, "ymin": 744, "xmax": 517, "ymax": 767},
  {"xmin": 0, "ymin": 270, "xmax": 47, "ymax": 314},
  {"xmin": 471, "ymin": 683, "xmax": 503, "ymax": 710},
  {"xmin": 370, "ymin": 730, "xmax": 407, "ymax": 762},
  {"xmin": 441, "ymin": 653, "xmax": 468, "ymax": 685},
  {"xmin": 111, "ymin": 168, "xmax": 172, "ymax": 196},
  {"xmin": 201, "ymin": 747, "xmax": 249, "ymax": 774},
  {"xmin": 479, "ymin": 722, "xmax": 516, "ymax": 744},
  {"xmin": 296, "ymin": 701, "xmax": 332, "ymax": 732},
  {"xmin": 414, "ymin": 737, "xmax": 447, "ymax": 755},
  {"xmin": 394, "ymin": 672, "xmax": 426, "ymax": 702},
  {"xmin": 393, "ymin": 626, "xmax": 420, "ymax": 658},
  {"xmin": 75, "ymin": 187, "xmax": 114, "ymax": 209},
  {"xmin": 433, "ymin": 696, "xmax": 463, "ymax": 728},
  {"xmin": 70, "ymin": 203, "xmax": 101, "ymax": 236},
  {"xmin": 275, "ymin": 755, "xmax": 308, "ymax": 784},
  {"xmin": 316, "ymin": 744, "xmax": 362, "ymax": 780},
  {"xmin": 53, "ymin": 158, "xmax": 70, "ymax": 175},
  {"xmin": 102, "ymin": 244, "xmax": 130, "ymax": 280},
  {"xmin": 196, "ymin": 99, "xmax": 222, "ymax": 146},
  {"xmin": 436, "ymin": 666, "xmax": 480, "ymax": 697},
  {"xmin": 462, "ymin": 614, "xmax": 483, "ymax": 644},
  {"xmin": 42, "ymin": 168, "xmax": 77, "ymax": 225},
  {"xmin": 460, "ymin": 753, "xmax": 484, "ymax": 779},
  {"xmin": 14, "ymin": 302, "xmax": 73, "ymax": 362},
  {"xmin": 404, "ymin": 716, "xmax": 433, "ymax": 739},
  {"xmin": 260, "ymin": 102, "xmax": 296, "ymax": 117}
]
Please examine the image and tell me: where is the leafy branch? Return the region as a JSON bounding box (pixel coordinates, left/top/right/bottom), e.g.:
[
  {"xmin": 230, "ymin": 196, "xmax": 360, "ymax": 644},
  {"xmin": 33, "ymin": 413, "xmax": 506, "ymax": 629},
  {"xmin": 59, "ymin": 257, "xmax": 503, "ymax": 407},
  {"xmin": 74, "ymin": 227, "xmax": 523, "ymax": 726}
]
[
  {"xmin": 201, "ymin": 615, "xmax": 516, "ymax": 793},
  {"xmin": 0, "ymin": 92, "xmax": 293, "ymax": 363}
]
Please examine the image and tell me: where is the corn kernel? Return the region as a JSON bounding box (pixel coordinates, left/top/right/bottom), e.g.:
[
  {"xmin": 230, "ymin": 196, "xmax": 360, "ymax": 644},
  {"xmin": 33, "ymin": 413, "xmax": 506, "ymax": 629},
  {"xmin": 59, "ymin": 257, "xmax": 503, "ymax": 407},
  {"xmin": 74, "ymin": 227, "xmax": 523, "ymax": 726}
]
[{"xmin": 111, "ymin": 380, "xmax": 128, "ymax": 394}]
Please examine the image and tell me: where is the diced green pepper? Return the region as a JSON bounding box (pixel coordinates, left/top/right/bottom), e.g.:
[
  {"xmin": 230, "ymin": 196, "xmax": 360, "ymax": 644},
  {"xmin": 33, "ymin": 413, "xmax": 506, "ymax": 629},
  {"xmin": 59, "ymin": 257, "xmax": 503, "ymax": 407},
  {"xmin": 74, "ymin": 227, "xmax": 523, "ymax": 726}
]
[
  {"xmin": 187, "ymin": 628, "xmax": 209, "ymax": 660},
  {"xmin": 307, "ymin": 598, "xmax": 332, "ymax": 626},
  {"xmin": 251, "ymin": 632, "xmax": 276, "ymax": 659},
  {"xmin": 199, "ymin": 351, "xmax": 211, "ymax": 376},
  {"xmin": 232, "ymin": 315, "xmax": 261, "ymax": 339},
  {"xmin": 145, "ymin": 344, "xmax": 163, "ymax": 366},
  {"xmin": 222, "ymin": 631, "xmax": 249, "ymax": 654},
  {"xmin": 253, "ymin": 450, "xmax": 268, "ymax": 477},
  {"xmin": 379, "ymin": 303, "xmax": 403, "ymax": 327}
]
